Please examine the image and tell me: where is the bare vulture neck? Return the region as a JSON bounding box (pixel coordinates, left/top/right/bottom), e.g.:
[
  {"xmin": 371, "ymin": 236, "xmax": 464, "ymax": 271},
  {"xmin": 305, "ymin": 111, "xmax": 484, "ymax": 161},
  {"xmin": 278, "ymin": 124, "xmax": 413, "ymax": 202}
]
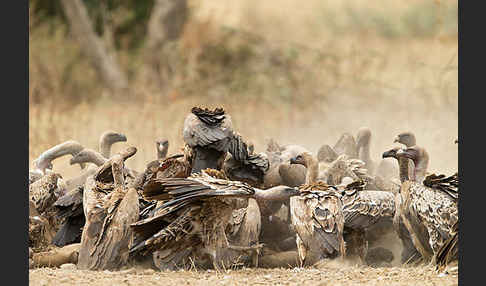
[
  {"xmin": 413, "ymin": 149, "xmax": 429, "ymax": 183},
  {"xmin": 99, "ymin": 139, "xmax": 113, "ymax": 159},
  {"xmin": 35, "ymin": 140, "xmax": 84, "ymax": 171},
  {"xmin": 398, "ymin": 157, "xmax": 410, "ymax": 183},
  {"xmin": 157, "ymin": 145, "xmax": 168, "ymax": 159},
  {"xmin": 303, "ymin": 153, "xmax": 319, "ymax": 185},
  {"xmin": 358, "ymin": 140, "xmax": 372, "ymax": 165},
  {"xmin": 86, "ymin": 150, "xmax": 108, "ymax": 166}
]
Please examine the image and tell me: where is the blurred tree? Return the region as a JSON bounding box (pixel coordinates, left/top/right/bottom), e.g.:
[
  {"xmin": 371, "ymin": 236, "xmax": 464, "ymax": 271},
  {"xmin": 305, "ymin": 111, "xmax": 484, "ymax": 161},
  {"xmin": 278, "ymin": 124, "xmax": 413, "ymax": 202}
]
[
  {"xmin": 60, "ymin": 0, "xmax": 128, "ymax": 92},
  {"xmin": 141, "ymin": 0, "xmax": 188, "ymax": 91}
]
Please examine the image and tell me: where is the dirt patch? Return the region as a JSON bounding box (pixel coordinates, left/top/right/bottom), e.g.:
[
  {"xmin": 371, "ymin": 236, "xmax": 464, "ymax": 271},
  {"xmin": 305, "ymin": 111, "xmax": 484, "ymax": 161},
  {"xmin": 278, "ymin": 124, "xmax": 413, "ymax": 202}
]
[{"xmin": 29, "ymin": 264, "xmax": 457, "ymax": 286}]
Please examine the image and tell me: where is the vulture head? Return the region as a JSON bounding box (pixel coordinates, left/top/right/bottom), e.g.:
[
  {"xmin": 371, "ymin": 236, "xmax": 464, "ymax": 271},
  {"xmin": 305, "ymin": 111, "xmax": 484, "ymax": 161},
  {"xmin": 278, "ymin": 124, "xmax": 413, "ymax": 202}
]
[
  {"xmin": 100, "ymin": 131, "xmax": 127, "ymax": 146},
  {"xmin": 99, "ymin": 131, "xmax": 127, "ymax": 159},
  {"xmin": 289, "ymin": 152, "xmax": 313, "ymax": 167},
  {"xmin": 382, "ymin": 146, "xmax": 402, "ymax": 160},
  {"xmin": 393, "ymin": 132, "xmax": 416, "ymax": 147}
]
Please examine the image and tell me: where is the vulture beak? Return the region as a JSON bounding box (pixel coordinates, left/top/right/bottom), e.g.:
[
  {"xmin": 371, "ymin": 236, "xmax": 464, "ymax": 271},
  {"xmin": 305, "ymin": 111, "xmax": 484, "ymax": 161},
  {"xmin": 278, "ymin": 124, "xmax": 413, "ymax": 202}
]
[
  {"xmin": 69, "ymin": 156, "xmax": 78, "ymax": 165},
  {"xmin": 382, "ymin": 150, "xmax": 394, "ymax": 159},
  {"xmin": 118, "ymin": 133, "xmax": 128, "ymax": 142},
  {"xmin": 393, "ymin": 136, "xmax": 400, "ymax": 143},
  {"xmin": 286, "ymin": 187, "xmax": 300, "ymax": 197}
]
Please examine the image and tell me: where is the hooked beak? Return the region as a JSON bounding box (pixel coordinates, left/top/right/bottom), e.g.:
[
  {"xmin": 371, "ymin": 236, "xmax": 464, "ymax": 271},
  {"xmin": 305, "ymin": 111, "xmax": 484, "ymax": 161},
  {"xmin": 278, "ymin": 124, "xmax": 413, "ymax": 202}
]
[
  {"xmin": 393, "ymin": 136, "xmax": 400, "ymax": 143},
  {"xmin": 118, "ymin": 134, "xmax": 127, "ymax": 142},
  {"xmin": 286, "ymin": 187, "xmax": 300, "ymax": 197},
  {"xmin": 382, "ymin": 150, "xmax": 394, "ymax": 159}
]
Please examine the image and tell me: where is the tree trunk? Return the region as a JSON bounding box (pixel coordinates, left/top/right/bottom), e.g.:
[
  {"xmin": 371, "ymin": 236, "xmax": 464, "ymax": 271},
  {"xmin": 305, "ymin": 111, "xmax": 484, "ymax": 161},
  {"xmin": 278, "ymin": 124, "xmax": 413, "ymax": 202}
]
[
  {"xmin": 60, "ymin": 0, "xmax": 128, "ymax": 92},
  {"xmin": 142, "ymin": 0, "xmax": 188, "ymax": 91}
]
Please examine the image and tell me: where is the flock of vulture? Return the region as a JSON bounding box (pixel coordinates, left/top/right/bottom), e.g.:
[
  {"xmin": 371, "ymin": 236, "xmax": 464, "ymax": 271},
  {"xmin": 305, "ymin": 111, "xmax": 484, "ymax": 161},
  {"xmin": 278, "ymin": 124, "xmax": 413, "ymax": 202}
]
[{"xmin": 28, "ymin": 107, "xmax": 458, "ymax": 274}]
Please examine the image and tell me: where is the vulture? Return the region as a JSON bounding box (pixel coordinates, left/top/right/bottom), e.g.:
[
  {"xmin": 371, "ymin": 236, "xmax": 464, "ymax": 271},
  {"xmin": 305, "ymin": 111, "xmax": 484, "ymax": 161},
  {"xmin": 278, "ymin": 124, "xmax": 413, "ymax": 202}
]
[
  {"xmin": 98, "ymin": 130, "xmax": 127, "ymax": 158},
  {"xmin": 29, "ymin": 172, "xmax": 66, "ymax": 251},
  {"xmin": 129, "ymin": 169, "xmax": 298, "ymax": 270},
  {"xmin": 382, "ymin": 147, "xmax": 430, "ymax": 264},
  {"xmin": 290, "ymin": 152, "xmax": 397, "ymax": 265},
  {"xmin": 183, "ymin": 107, "xmax": 240, "ymax": 174},
  {"xmin": 76, "ymin": 147, "xmax": 139, "ymax": 270},
  {"xmin": 30, "ymin": 140, "xmax": 85, "ymax": 184},
  {"xmin": 288, "ymin": 152, "xmax": 346, "ymax": 266},
  {"xmin": 394, "ymin": 146, "xmax": 458, "ymax": 264}
]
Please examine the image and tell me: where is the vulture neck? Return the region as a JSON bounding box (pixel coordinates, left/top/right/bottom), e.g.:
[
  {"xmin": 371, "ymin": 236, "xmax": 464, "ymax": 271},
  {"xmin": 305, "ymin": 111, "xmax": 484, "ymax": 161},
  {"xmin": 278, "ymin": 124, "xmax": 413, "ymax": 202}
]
[
  {"xmin": 157, "ymin": 145, "xmax": 168, "ymax": 159},
  {"xmin": 35, "ymin": 140, "xmax": 84, "ymax": 171},
  {"xmin": 358, "ymin": 141, "xmax": 372, "ymax": 167},
  {"xmin": 398, "ymin": 157, "xmax": 410, "ymax": 183},
  {"xmin": 412, "ymin": 149, "xmax": 429, "ymax": 183},
  {"xmin": 87, "ymin": 150, "xmax": 108, "ymax": 166},
  {"xmin": 99, "ymin": 140, "xmax": 113, "ymax": 159},
  {"xmin": 303, "ymin": 154, "xmax": 319, "ymax": 185}
]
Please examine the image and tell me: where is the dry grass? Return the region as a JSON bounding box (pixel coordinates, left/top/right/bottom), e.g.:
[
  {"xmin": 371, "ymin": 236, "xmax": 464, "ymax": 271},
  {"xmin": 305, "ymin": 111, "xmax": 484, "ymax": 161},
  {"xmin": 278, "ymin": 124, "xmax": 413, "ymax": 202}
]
[{"xmin": 29, "ymin": 264, "xmax": 458, "ymax": 286}]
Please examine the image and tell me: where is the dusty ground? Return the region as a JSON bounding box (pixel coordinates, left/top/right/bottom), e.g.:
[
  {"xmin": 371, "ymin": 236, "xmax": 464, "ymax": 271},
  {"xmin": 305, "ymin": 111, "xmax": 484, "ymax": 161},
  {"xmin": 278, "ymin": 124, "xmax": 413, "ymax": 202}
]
[{"xmin": 29, "ymin": 264, "xmax": 458, "ymax": 286}]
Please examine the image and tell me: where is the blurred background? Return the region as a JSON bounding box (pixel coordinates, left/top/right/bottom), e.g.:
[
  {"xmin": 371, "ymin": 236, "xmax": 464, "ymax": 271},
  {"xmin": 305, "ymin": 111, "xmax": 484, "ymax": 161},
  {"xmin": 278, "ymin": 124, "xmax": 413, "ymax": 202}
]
[{"xmin": 29, "ymin": 0, "xmax": 458, "ymax": 179}]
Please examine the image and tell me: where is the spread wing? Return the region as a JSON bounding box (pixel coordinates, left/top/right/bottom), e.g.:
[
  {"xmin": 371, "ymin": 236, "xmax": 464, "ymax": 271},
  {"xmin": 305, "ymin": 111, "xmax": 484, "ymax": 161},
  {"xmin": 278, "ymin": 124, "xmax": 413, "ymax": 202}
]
[{"xmin": 130, "ymin": 171, "xmax": 255, "ymax": 255}]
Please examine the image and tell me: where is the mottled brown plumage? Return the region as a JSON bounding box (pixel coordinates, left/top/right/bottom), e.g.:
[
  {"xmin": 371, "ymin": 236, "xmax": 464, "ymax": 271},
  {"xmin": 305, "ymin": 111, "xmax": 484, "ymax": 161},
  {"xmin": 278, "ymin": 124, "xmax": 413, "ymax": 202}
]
[
  {"xmin": 391, "ymin": 146, "xmax": 458, "ymax": 264},
  {"xmin": 130, "ymin": 169, "xmax": 261, "ymax": 270},
  {"xmin": 290, "ymin": 181, "xmax": 346, "ymax": 266},
  {"xmin": 77, "ymin": 147, "xmax": 140, "ymax": 270},
  {"xmin": 290, "ymin": 151, "xmax": 398, "ymax": 265}
]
